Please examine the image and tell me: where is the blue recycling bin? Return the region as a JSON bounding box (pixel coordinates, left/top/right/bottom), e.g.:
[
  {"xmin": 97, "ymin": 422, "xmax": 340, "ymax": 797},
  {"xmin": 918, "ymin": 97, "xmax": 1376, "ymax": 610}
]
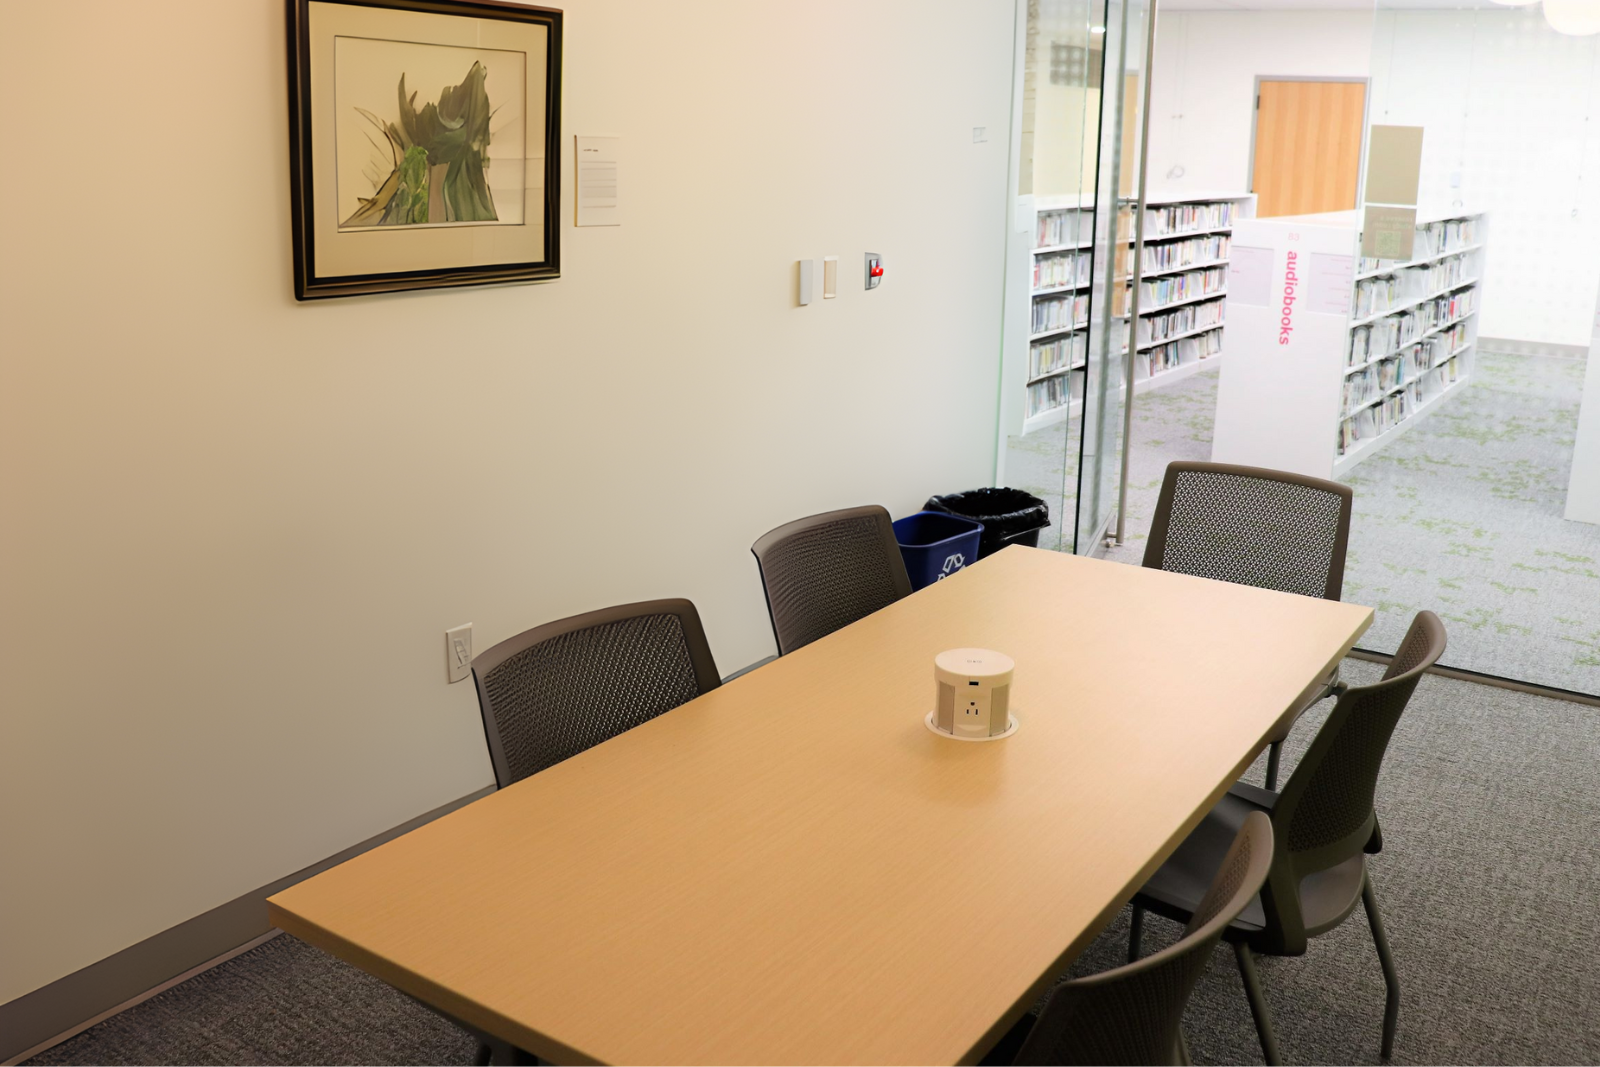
[{"xmin": 892, "ymin": 511, "xmax": 984, "ymax": 591}]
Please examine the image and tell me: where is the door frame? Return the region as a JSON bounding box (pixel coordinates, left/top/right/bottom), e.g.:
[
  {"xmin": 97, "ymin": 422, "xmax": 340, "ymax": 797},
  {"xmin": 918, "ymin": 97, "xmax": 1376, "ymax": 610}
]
[{"xmin": 1245, "ymin": 75, "xmax": 1373, "ymax": 215}]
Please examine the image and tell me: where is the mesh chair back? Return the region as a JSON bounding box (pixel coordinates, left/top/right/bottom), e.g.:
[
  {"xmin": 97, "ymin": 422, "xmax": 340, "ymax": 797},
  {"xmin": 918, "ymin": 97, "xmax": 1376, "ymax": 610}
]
[
  {"xmin": 751, "ymin": 505, "xmax": 913, "ymax": 656},
  {"xmin": 471, "ymin": 599, "xmax": 721, "ymax": 788},
  {"xmin": 1142, "ymin": 462, "xmax": 1353, "ymax": 601},
  {"xmin": 1015, "ymin": 813, "xmax": 1274, "ymax": 1066},
  {"xmin": 1242, "ymin": 611, "xmax": 1445, "ymax": 956},
  {"xmin": 1277, "ymin": 611, "xmax": 1445, "ymax": 862}
]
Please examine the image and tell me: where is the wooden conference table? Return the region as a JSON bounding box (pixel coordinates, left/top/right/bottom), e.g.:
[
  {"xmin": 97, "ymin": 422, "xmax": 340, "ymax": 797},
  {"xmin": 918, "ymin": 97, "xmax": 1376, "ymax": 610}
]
[{"xmin": 268, "ymin": 547, "xmax": 1372, "ymax": 1065}]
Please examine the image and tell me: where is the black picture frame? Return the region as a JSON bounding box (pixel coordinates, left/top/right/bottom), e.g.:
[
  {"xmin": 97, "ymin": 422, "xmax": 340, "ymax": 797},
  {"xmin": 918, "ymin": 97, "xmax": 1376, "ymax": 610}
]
[{"xmin": 287, "ymin": 0, "xmax": 562, "ymax": 300}]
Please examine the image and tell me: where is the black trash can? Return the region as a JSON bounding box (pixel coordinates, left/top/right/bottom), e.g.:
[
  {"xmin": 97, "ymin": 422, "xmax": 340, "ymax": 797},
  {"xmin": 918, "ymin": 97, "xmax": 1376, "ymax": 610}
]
[{"xmin": 923, "ymin": 487, "xmax": 1050, "ymax": 559}]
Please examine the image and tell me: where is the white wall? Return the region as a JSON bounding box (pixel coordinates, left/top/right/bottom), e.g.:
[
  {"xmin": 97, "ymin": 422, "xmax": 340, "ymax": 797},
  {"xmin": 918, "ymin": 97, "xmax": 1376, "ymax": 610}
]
[
  {"xmin": 1148, "ymin": 5, "xmax": 1600, "ymax": 346},
  {"xmin": 1369, "ymin": 6, "xmax": 1600, "ymax": 346},
  {"xmin": 1145, "ymin": 10, "xmax": 1375, "ymax": 196},
  {"xmin": 0, "ymin": 0, "xmax": 1016, "ymax": 1005}
]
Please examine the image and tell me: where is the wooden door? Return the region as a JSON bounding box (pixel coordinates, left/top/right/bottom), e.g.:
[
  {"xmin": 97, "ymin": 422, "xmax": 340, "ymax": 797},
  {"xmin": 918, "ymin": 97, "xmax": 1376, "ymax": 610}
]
[{"xmin": 1251, "ymin": 80, "xmax": 1366, "ymax": 217}]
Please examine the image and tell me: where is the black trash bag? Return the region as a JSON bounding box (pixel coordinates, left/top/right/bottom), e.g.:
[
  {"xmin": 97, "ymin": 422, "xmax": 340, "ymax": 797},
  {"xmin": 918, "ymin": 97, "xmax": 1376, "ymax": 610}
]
[{"xmin": 923, "ymin": 487, "xmax": 1050, "ymax": 559}]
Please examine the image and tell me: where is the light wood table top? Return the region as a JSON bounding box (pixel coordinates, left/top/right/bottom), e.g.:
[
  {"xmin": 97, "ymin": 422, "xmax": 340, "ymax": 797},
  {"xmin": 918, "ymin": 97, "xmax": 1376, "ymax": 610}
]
[{"xmin": 268, "ymin": 547, "xmax": 1372, "ymax": 1065}]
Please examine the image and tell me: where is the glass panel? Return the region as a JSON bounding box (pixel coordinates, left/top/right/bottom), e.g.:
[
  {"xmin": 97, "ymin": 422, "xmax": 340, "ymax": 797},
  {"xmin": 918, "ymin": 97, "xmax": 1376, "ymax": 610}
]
[
  {"xmin": 1354, "ymin": 1, "xmax": 1600, "ymax": 697},
  {"xmin": 996, "ymin": 0, "xmax": 1100, "ymax": 553},
  {"xmin": 1112, "ymin": 0, "xmax": 1597, "ymax": 698},
  {"xmin": 1075, "ymin": 0, "xmax": 1147, "ymax": 553}
]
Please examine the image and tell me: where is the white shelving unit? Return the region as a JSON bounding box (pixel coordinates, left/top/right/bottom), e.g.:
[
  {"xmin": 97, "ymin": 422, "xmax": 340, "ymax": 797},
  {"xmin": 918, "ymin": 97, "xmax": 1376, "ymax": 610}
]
[
  {"xmin": 1211, "ymin": 208, "xmax": 1487, "ymax": 480},
  {"xmin": 1021, "ymin": 192, "xmax": 1256, "ymax": 434}
]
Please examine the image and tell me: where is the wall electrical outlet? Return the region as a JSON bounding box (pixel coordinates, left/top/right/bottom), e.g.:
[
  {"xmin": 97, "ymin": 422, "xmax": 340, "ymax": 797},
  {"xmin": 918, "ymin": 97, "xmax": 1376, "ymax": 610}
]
[{"xmin": 446, "ymin": 623, "xmax": 473, "ymax": 684}]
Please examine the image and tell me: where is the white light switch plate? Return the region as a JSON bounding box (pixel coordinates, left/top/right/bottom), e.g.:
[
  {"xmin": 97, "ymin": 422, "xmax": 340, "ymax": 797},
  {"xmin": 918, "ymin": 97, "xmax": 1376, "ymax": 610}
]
[{"xmin": 446, "ymin": 623, "xmax": 473, "ymax": 684}]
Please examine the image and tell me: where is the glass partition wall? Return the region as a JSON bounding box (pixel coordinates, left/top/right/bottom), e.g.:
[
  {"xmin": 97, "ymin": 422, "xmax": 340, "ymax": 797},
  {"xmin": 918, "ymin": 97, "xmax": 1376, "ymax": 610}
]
[
  {"xmin": 996, "ymin": 0, "xmax": 1151, "ymax": 554},
  {"xmin": 1351, "ymin": 0, "xmax": 1600, "ymax": 699},
  {"xmin": 1065, "ymin": 0, "xmax": 1600, "ymax": 701}
]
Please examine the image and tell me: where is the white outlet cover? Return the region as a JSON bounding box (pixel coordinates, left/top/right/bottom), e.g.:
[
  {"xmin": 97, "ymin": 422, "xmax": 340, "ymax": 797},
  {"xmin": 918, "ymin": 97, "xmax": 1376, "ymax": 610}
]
[{"xmin": 446, "ymin": 623, "xmax": 472, "ymax": 684}]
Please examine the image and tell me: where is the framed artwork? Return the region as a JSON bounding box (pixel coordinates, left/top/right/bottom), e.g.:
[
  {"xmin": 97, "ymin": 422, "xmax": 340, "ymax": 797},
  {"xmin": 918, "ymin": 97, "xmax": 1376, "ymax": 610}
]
[{"xmin": 287, "ymin": 0, "xmax": 562, "ymax": 299}]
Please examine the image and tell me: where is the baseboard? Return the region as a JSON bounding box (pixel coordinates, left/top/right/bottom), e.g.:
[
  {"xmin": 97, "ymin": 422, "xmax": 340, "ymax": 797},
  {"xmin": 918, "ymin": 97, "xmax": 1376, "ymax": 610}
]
[
  {"xmin": 1478, "ymin": 336, "xmax": 1588, "ymax": 360},
  {"xmin": 1348, "ymin": 648, "xmax": 1600, "ymax": 708},
  {"xmin": 0, "ymin": 784, "xmax": 496, "ymax": 1065},
  {"xmin": 721, "ymin": 655, "xmax": 776, "ymax": 682}
]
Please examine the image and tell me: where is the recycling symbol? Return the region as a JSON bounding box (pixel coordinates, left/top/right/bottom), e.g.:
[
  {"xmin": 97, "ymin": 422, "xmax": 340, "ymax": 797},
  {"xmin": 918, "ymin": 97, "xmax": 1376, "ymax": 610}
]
[{"xmin": 937, "ymin": 553, "xmax": 966, "ymax": 580}]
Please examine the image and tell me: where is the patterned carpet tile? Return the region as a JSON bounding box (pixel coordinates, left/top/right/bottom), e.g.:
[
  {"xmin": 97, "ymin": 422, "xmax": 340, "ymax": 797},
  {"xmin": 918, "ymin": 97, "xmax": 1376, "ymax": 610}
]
[{"xmin": 1008, "ymin": 351, "xmax": 1600, "ymax": 695}]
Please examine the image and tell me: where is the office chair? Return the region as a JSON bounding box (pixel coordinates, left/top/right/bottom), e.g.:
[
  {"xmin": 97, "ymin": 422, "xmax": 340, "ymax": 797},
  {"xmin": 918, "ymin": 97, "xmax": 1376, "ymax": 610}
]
[
  {"xmin": 459, "ymin": 600, "xmax": 722, "ymax": 1062},
  {"xmin": 471, "ymin": 598, "xmax": 721, "ymax": 788},
  {"xmin": 751, "ymin": 505, "xmax": 913, "ymax": 656},
  {"xmin": 1142, "ymin": 460, "xmax": 1355, "ymax": 789},
  {"xmin": 1129, "ymin": 611, "xmax": 1446, "ymax": 1065},
  {"xmin": 985, "ymin": 813, "xmax": 1274, "ymax": 1066}
]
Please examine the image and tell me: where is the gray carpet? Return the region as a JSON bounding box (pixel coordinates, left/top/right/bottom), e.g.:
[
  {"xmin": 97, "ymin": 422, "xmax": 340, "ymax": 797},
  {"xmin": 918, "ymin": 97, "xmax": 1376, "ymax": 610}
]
[
  {"xmin": 28, "ymin": 663, "xmax": 1600, "ymax": 1065},
  {"xmin": 1038, "ymin": 352, "xmax": 1600, "ymax": 697},
  {"xmin": 26, "ymin": 935, "xmax": 477, "ymax": 1066},
  {"xmin": 1338, "ymin": 352, "xmax": 1599, "ymax": 697}
]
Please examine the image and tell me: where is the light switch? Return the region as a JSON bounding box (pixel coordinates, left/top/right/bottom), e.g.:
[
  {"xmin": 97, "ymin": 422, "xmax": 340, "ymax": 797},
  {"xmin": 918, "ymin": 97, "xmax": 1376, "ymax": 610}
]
[
  {"xmin": 446, "ymin": 623, "xmax": 472, "ymax": 684},
  {"xmin": 798, "ymin": 259, "xmax": 814, "ymax": 305},
  {"xmin": 864, "ymin": 253, "xmax": 883, "ymax": 290},
  {"xmin": 822, "ymin": 256, "xmax": 838, "ymax": 299}
]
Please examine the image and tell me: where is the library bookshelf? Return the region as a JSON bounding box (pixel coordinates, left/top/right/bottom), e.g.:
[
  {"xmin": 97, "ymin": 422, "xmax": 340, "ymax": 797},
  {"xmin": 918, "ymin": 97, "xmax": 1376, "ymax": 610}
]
[
  {"xmin": 1023, "ymin": 192, "xmax": 1256, "ymax": 434},
  {"xmin": 1211, "ymin": 208, "xmax": 1487, "ymax": 480}
]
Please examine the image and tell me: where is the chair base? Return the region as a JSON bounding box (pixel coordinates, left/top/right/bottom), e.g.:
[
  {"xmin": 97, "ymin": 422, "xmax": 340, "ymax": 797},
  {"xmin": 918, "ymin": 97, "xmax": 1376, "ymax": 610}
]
[
  {"xmin": 1364, "ymin": 874, "xmax": 1401, "ymax": 1059},
  {"xmin": 1234, "ymin": 943, "xmax": 1282, "ymax": 1066}
]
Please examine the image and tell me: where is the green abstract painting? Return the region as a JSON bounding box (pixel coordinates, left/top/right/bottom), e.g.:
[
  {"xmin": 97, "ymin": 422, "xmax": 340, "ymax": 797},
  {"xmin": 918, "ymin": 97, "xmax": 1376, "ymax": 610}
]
[
  {"xmin": 334, "ymin": 36, "xmax": 527, "ymax": 232},
  {"xmin": 344, "ymin": 63, "xmax": 499, "ymax": 228}
]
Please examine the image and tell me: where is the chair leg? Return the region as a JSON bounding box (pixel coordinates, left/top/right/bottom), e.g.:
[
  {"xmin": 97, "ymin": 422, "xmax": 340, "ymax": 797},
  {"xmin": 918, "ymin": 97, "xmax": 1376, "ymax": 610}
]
[
  {"xmin": 1177, "ymin": 1028, "xmax": 1194, "ymax": 1066},
  {"xmin": 1233, "ymin": 942, "xmax": 1282, "ymax": 1066},
  {"xmin": 474, "ymin": 1042, "xmax": 492, "ymax": 1066},
  {"xmin": 1264, "ymin": 741, "xmax": 1283, "ymax": 792},
  {"xmin": 1129, "ymin": 903, "xmax": 1145, "ymax": 962},
  {"xmin": 1363, "ymin": 874, "xmax": 1401, "ymax": 1060}
]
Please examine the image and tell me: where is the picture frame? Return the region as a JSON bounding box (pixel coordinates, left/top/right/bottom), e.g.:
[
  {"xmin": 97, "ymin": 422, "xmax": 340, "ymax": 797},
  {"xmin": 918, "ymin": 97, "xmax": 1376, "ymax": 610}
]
[{"xmin": 287, "ymin": 0, "xmax": 562, "ymax": 299}]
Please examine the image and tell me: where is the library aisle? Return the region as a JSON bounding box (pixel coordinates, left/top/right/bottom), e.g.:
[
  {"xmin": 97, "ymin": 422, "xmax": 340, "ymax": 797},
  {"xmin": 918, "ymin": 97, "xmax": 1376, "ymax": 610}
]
[{"xmin": 1103, "ymin": 351, "xmax": 1600, "ymax": 696}]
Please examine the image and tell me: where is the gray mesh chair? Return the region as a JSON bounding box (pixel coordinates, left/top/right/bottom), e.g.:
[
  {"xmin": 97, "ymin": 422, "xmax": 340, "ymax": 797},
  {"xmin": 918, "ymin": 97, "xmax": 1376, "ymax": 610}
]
[
  {"xmin": 471, "ymin": 599, "xmax": 721, "ymax": 788},
  {"xmin": 1129, "ymin": 611, "xmax": 1446, "ymax": 1066},
  {"xmin": 990, "ymin": 812, "xmax": 1274, "ymax": 1066},
  {"xmin": 751, "ymin": 505, "xmax": 913, "ymax": 656},
  {"xmin": 1143, "ymin": 461, "xmax": 1355, "ymax": 790},
  {"xmin": 465, "ymin": 599, "xmax": 721, "ymax": 1063}
]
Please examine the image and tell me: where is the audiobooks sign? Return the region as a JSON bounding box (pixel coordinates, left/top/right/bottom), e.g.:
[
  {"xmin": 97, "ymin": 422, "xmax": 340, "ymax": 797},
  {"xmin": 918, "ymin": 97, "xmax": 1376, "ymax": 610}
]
[{"xmin": 1278, "ymin": 250, "xmax": 1300, "ymax": 346}]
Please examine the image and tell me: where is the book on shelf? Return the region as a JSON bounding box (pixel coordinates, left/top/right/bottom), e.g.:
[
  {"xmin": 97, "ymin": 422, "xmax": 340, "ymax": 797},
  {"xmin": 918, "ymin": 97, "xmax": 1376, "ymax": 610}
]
[
  {"xmin": 1136, "ymin": 326, "xmax": 1223, "ymax": 380},
  {"xmin": 1346, "ymin": 288, "xmax": 1478, "ymax": 365},
  {"xmin": 1136, "ymin": 296, "xmax": 1225, "ymax": 346},
  {"xmin": 1025, "ymin": 366, "xmax": 1085, "ymax": 418},
  {"xmin": 1030, "ymin": 332, "xmax": 1088, "ymax": 379},
  {"xmin": 1032, "ymin": 292, "xmax": 1090, "ymax": 334},
  {"xmin": 1142, "ymin": 200, "xmax": 1236, "ymax": 238},
  {"xmin": 1035, "ymin": 208, "xmax": 1093, "ymax": 250},
  {"xmin": 1137, "ymin": 266, "xmax": 1225, "ymax": 308},
  {"xmin": 1337, "ymin": 354, "xmax": 1465, "ymax": 453},
  {"xmin": 1356, "ymin": 216, "xmax": 1479, "ymax": 275},
  {"xmin": 1125, "ymin": 233, "xmax": 1231, "ymax": 274},
  {"xmin": 1352, "ymin": 252, "xmax": 1471, "ymax": 317},
  {"xmin": 1032, "ymin": 250, "xmax": 1092, "ymax": 291}
]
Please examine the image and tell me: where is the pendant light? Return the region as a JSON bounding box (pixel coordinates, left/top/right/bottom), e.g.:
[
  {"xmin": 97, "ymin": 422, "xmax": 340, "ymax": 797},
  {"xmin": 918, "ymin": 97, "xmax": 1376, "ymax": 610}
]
[{"xmin": 1544, "ymin": 0, "xmax": 1600, "ymax": 35}]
